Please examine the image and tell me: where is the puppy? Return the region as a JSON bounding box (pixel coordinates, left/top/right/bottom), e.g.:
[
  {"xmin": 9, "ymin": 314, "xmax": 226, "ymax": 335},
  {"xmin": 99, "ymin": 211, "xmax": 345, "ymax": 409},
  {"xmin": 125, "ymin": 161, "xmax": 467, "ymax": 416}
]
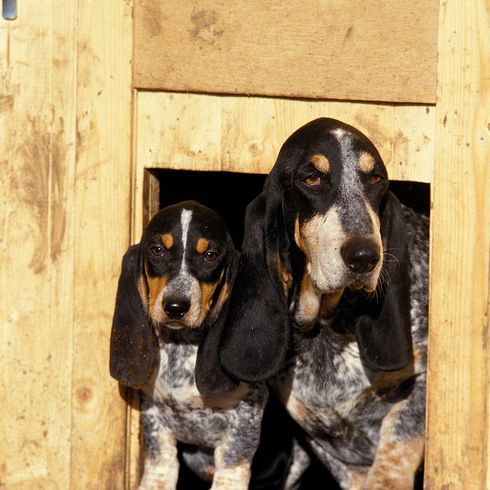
[
  {"xmin": 110, "ymin": 201, "xmax": 267, "ymax": 489},
  {"xmin": 219, "ymin": 119, "xmax": 428, "ymax": 490}
]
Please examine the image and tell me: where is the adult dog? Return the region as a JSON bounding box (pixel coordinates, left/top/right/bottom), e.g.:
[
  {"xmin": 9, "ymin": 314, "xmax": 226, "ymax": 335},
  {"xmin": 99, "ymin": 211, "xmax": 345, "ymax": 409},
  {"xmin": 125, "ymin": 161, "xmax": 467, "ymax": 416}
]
[
  {"xmin": 110, "ymin": 201, "xmax": 267, "ymax": 489},
  {"xmin": 218, "ymin": 118, "xmax": 428, "ymax": 489}
]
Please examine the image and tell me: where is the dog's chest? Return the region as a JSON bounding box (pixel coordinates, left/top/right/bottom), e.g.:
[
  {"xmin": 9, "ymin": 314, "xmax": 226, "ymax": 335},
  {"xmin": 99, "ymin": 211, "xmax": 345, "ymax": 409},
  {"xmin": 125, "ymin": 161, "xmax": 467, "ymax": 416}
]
[
  {"xmin": 155, "ymin": 342, "xmax": 198, "ymax": 397},
  {"xmin": 144, "ymin": 342, "xmax": 232, "ymax": 446},
  {"xmin": 273, "ymin": 330, "xmax": 390, "ymax": 465},
  {"xmin": 286, "ymin": 333, "xmax": 371, "ymax": 417}
]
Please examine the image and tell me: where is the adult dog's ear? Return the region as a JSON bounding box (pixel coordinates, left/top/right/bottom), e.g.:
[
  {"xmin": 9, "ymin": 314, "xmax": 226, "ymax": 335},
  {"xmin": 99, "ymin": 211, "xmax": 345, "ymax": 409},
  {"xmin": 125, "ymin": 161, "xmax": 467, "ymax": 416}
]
[
  {"xmin": 219, "ymin": 177, "xmax": 292, "ymax": 382},
  {"xmin": 354, "ymin": 192, "xmax": 413, "ymax": 371},
  {"xmin": 195, "ymin": 241, "xmax": 240, "ymax": 395},
  {"xmin": 109, "ymin": 245, "xmax": 159, "ymax": 388}
]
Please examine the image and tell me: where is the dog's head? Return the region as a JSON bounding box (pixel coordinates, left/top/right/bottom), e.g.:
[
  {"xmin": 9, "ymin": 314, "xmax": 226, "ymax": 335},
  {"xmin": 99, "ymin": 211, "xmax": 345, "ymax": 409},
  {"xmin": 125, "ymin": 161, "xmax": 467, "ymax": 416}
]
[
  {"xmin": 110, "ymin": 201, "xmax": 238, "ymax": 393},
  {"xmin": 220, "ymin": 118, "xmax": 413, "ymax": 380}
]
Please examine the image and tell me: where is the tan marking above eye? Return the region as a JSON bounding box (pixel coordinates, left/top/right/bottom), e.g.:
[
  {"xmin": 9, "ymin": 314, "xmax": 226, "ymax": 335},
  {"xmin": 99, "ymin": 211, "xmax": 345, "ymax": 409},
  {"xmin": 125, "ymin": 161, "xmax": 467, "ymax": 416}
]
[
  {"xmin": 196, "ymin": 237, "xmax": 209, "ymax": 253},
  {"xmin": 161, "ymin": 233, "xmax": 174, "ymax": 250},
  {"xmin": 359, "ymin": 152, "xmax": 375, "ymax": 173},
  {"xmin": 309, "ymin": 153, "xmax": 330, "ymax": 173}
]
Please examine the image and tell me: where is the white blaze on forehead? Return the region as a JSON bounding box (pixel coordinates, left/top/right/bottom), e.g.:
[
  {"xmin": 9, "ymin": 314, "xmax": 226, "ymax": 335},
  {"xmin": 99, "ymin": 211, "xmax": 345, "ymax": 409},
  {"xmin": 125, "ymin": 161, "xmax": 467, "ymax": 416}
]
[
  {"xmin": 332, "ymin": 128, "xmax": 360, "ymax": 189},
  {"xmin": 180, "ymin": 208, "xmax": 193, "ymax": 272},
  {"xmin": 330, "ymin": 126, "xmax": 374, "ymax": 235},
  {"xmin": 181, "ymin": 208, "xmax": 193, "ymax": 250}
]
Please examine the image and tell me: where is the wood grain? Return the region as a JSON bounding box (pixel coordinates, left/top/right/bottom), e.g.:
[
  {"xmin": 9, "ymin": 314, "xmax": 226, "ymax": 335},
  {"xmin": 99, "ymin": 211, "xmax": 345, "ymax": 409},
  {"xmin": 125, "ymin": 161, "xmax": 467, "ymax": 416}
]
[
  {"xmin": 72, "ymin": 1, "xmax": 133, "ymax": 488},
  {"xmin": 425, "ymin": 0, "xmax": 490, "ymax": 488},
  {"xmin": 0, "ymin": 3, "xmax": 76, "ymax": 488},
  {"xmin": 133, "ymin": 0, "xmax": 438, "ymax": 103},
  {"xmin": 0, "ymin": 1, "xmax": 132, "ymax": 488}
]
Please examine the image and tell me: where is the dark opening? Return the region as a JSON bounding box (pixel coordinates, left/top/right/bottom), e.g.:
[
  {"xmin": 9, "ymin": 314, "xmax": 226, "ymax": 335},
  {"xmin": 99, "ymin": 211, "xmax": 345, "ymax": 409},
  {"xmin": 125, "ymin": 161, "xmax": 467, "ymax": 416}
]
[
  {"xmin": 152, "ymin": 169, "xmax": 267, "ymax": 248},
  {"xmin": 151, "ymin": 168, "xmax": 430, "ymax": 248},
  {"xmin": 146, "ymin": 169, "xmax": 429, "ymax": 490}
]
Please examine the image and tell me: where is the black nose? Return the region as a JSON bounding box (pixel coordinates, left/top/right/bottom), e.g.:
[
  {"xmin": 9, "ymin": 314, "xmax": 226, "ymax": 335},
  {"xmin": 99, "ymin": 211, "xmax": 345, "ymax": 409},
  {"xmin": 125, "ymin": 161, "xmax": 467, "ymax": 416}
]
[
  {"xmin": 341, "ymin": 238, "xmax": 380, "ymax": 274},
  {"xmin": 164, "ymin": 297, "xmax": 191, "ymax": 319}
]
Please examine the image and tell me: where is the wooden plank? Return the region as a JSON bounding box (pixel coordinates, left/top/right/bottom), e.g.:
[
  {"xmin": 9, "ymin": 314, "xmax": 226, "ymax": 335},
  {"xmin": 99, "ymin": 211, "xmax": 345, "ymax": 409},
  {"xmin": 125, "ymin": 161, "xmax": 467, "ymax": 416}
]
[
  {"xmin": 0, "ymin": 2, "xmax": 77, "ymax": 488},
  {"xmin": 425, "ymin": 0, "xmax": 490, "ymax": 488},
  {"xmin": 71, "ymin": 1, "xmax": 133, "ymax": 489},
  {"xmin": 133, "ymin": 0, "xmax": 438, "ymax": 104},
  {"xmin": 135, "ymin": 91, "xmax": 434, "ymax": 182}
]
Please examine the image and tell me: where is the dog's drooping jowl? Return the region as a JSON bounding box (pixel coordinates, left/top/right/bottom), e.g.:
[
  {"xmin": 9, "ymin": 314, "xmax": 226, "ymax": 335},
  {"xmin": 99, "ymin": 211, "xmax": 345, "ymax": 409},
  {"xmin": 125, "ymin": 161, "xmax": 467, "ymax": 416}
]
[
  {"xmin": 110, "ymin": 201, "xmax": 267, "ymax": 490},
  {"xmin": 219, "ymin": 119, "xmax": 428, "ymax": 490}
]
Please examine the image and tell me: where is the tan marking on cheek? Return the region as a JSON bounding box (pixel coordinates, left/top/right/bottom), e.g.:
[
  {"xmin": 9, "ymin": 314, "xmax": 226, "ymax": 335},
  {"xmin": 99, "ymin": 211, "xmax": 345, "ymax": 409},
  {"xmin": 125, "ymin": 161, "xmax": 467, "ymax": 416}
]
[
  {"xmin": 299, "ymin": 214, "xmax": 323, "ymax": 262},
  {"xmin": 294, "ymin": 271, "xmax": 322, "ymax": 327},
  {"xmin": 359, "ymin": 151, "xmax": 375, "ymax": 173},
  {"xmin": 294, "ymin": 216, "xmax": 306, "ymax": 254},
  {"xmin": 196, "ymin": 237, "xmax": 209, "ymax": 253},
  {"xmin": 309, "ymin": 153, "xmax": 330, "ymax": 173},
  {"xmin": 161, "ymin": 233, "xmax": 173, "ymax": 250},
  {"xmin": 294, "ymin": 213, "xmax": 325, "ymax": 264},
  {"xmin": 146, "ymin": 274, "xmax": 169, "ymax": 310},
  {"xmin": 200, "ymin": 277, "xmax": 220, "ymax": 315}
]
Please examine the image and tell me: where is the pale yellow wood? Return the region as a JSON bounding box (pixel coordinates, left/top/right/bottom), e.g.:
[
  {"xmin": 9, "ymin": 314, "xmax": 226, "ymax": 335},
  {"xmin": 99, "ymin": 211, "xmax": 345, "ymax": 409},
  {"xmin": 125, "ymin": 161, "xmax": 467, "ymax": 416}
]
[
  {"xmin": 0, "ymin": 0, "xmax": 132, "ymax": 488},
  {"xmin": 425, "ymin": 0, "xmax": 490, "ymax": 488},
  {"xmin": 71, "ymin": 1, "xmax": 133, "ymax": 489},
  {"xmin": 0, "ymin": 2, "xmax": 77, "ymax": 488},
  {"xmin": 135, "ymin": 92, "xmax": 434, "ymax": 182},
  {"xmin": 133, "ymin": 0, "xmax": 438, "ymax": 104}
]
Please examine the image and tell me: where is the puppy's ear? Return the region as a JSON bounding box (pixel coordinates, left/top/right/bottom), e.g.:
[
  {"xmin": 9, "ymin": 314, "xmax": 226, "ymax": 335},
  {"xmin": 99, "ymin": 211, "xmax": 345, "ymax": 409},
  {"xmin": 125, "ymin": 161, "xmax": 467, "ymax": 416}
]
[
  {"xmin": 354, "ymin": 192, "xmax": 413, "ymax": 371},
  {"xmin": 219, "ymin": 177, "xmax": 292, "ymax": 382},
  {"xmin": 109, "ymin": 245, "xmax": 159, "ymax": 388},
  {"xmin": 195, "ymin": 241, "xmax": 239, "ymax": 395}
]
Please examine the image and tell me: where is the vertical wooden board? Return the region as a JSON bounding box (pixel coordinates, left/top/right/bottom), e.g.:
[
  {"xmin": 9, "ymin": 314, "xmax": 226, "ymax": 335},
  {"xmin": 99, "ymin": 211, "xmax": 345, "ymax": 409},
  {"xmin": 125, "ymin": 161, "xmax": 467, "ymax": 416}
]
[
  {"xmin": 0, "ymin": 1, "xmax": 76, "ymax": 488},
  {"xmin": 393, "ymin": 105, "xmax": 435, "ymax": 183},
  {"xmin": 135, "ymin": 92, "xmax": 434, "ymax": 182},
  {"xmin": 425, "ymin": 0, "xmax": 490, "ymax": 488},
  {"xmin": 72, "ymin": 1, "xmax": 133, "ymax": 488}
]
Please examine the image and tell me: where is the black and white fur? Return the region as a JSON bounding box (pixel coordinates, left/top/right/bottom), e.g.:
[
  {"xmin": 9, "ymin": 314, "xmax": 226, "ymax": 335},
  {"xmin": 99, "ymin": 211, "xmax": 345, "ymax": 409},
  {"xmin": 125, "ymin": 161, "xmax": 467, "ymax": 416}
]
[
  {"xmin": 215, "ymin": 119, "xmax": 428, "ymax": 489},
  {"xmin": 110, "ymin": 201, "xmax": 267, "ymax": 489}
]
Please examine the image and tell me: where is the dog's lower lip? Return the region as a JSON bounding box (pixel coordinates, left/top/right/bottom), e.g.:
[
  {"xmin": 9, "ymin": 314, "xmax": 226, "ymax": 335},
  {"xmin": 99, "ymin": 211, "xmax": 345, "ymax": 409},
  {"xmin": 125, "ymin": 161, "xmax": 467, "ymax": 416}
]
[{"xmin": 163, "ymin": 322, "xmax": 185, "ymax": 330}]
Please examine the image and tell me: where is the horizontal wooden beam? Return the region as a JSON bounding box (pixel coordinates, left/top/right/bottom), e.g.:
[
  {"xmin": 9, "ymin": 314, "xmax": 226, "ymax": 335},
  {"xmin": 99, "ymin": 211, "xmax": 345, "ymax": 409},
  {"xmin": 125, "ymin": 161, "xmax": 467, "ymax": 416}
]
[{"xmin": 133, "ymin": 0, "xmax": 438, "ymax": 104}]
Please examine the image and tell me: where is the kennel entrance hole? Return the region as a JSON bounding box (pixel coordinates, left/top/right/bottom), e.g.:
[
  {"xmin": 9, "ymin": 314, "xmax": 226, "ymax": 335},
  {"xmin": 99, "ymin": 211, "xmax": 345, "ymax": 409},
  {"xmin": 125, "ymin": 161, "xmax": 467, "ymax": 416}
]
[
  {"xmin": 144, "ymin": 169, "xmax": 430, "ymax": 244},
  {"xmin": 144, "ymin": 169, "xmax": 267, "ymax": 247}
]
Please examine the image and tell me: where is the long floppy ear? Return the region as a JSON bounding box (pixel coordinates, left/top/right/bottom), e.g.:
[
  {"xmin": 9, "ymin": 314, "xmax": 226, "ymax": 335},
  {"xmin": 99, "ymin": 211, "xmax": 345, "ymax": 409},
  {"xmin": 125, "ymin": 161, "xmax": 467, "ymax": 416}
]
[
  {"xmin": 195, "ymin": 242, "xmax": 240, "ymax": 395},
  {"xmin": 109, "ymin": 245, "xmax": 159, "ymax": 388},
  {"xmin": 219, "ymin": 178, "xmax": 292, "ymax": 382},
  {"xmin": 354, "ymin": 191, "xmax": 413, "ymax": 371}
]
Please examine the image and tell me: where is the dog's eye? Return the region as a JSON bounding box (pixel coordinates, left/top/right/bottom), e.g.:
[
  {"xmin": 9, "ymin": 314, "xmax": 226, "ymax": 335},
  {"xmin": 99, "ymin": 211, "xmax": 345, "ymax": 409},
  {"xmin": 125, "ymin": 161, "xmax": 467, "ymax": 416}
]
[
  {"xmin": 204, "ymin": 250, "xmax": 219, "ymax": 262},
  {"xmin": 304, "ymin": 176, "xmax": 321, "ymax": 186},
  {"xmin": 149, "ymin": 245, "xmax": 164, "ymax": 256},
  {"xmin": 369, "ymin": 174, "xmax": 383, "ymax": 185}
]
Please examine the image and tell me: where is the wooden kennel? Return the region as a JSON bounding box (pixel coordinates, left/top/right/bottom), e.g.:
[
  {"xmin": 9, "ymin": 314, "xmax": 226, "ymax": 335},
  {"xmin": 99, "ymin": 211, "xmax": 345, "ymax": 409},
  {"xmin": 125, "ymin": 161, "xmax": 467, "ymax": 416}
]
[{"xmin": 0, "ymin": 0, "xmax": 488, "ymax": 488}]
